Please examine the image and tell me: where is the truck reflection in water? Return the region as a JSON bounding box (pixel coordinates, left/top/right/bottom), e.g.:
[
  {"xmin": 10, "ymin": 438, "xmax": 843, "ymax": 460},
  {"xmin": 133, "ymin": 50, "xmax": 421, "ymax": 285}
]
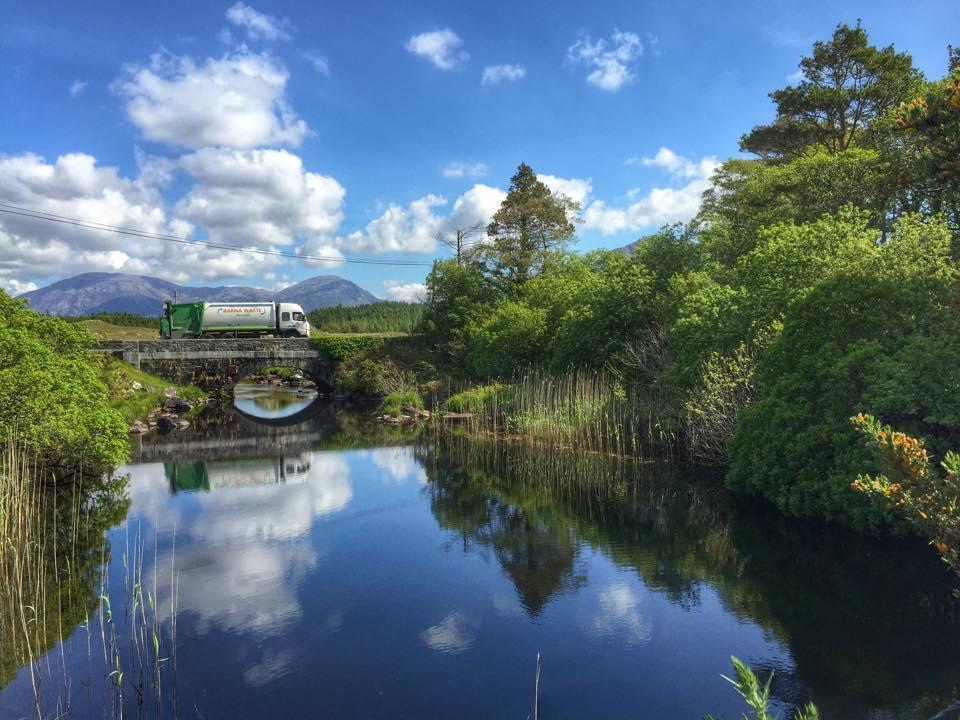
[{"xmin": 166, "ymin": 453, "xmax": 312, "ymax": 493}]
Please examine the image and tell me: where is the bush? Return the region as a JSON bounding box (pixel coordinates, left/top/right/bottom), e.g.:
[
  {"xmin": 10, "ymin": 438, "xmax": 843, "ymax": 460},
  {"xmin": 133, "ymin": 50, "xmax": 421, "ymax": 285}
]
[
  {"xmin": 311, "ymin": 333, "xmax": 384, "ymax": 360},
  {"xmin": 851, "ymin": 414, "xmax": 960, "ymax": 580},
  {"xmin": 727, "ymin": 216, "xmax": 959, "ymax": 527},
  {"xmin": 0, "ymin": 291, "xmax": 128, "ymax": 473},
  {"xmin": 467, "ymin": 301, "xmax": 547, "ymax": 378},
  {"xmin": 380, "ymin": 390, "xmax": 424, "ymax": 418}
]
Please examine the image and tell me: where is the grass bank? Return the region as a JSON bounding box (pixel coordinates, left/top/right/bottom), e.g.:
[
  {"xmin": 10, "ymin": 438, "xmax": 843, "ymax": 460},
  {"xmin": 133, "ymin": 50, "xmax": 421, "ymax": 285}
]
[{"xmin": 98, "ymin": 356, "xmax": 205, "ymax": 425}]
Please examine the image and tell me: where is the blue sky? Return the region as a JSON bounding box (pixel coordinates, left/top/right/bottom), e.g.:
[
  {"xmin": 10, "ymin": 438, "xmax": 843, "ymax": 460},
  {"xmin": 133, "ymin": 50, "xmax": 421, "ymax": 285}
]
[{"xmin": 1, "ymin": 0, "xmax": 957, "ymax": 300}]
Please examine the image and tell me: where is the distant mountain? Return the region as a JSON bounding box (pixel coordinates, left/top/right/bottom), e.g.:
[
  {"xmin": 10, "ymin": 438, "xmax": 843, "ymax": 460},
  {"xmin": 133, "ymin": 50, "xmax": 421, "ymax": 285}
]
[{"xmin": 21, "ymin": 272, "xmax": 379, "ymax": 316}]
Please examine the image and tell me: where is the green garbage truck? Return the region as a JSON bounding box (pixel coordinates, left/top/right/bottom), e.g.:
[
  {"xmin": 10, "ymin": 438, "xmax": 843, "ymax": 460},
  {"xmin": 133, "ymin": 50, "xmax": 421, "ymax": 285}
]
[{"xmin": 160, "ymin": 300, "xmax": 311, "ymax": 338}]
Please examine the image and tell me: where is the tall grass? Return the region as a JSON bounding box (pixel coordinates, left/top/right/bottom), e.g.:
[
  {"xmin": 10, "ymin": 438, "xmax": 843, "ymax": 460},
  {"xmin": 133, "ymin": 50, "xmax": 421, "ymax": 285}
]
[
  {"xmin": 0, "ymin": 435, "xmax": 177, "ymax": 718},
  {"xmin": 442, "ymin": 367, "xmax": 679, "ymax": 458}
]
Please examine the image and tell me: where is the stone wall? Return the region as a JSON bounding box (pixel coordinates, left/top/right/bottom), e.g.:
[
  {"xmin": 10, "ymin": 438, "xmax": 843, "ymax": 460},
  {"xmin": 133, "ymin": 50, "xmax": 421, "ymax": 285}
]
[{"xmin": 93, "ymin": 338, "xmax": 336, "ymax": 390}]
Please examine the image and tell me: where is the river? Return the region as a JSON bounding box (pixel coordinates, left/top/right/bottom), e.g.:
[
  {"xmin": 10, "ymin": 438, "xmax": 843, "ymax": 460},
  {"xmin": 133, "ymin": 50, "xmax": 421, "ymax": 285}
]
[{"xmin": 1, "ymin": 388, "xmax": 958, "ymax": 719}]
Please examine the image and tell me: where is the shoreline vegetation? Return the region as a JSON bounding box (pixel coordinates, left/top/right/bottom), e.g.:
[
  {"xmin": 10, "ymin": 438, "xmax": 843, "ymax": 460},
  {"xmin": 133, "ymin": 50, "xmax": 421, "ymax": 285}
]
[{"xmin": 0, "ymin": 18, "xmax": 958, "ymax": 716}]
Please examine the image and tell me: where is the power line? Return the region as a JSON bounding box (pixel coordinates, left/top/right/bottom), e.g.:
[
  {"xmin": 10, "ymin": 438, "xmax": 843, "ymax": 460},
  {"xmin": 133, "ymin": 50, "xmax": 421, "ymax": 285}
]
[{"xmin": 0, "ymin": 202, "xmax": 436, "ymax": 267}]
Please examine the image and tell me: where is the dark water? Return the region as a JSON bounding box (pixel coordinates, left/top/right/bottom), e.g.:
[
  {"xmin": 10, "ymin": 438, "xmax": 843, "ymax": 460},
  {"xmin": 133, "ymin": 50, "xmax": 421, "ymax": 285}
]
[{"xmin": 2, "ymin": 394, "xmax": 959, "ymax": 719}]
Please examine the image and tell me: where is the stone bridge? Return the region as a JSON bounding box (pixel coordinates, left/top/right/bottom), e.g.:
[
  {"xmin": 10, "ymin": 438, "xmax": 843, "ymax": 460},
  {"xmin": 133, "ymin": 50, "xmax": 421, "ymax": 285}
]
[{"xmin": 94, "ymin": 338, "xmax": 336, "ymax": 391}]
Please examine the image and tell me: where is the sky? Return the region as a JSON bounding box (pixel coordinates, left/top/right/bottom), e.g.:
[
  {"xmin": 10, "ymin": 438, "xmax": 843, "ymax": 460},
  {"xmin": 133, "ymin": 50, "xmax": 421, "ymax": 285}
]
[{"xmin": 1, "ymin": 0, "xmax": 958, "ymax": 301}]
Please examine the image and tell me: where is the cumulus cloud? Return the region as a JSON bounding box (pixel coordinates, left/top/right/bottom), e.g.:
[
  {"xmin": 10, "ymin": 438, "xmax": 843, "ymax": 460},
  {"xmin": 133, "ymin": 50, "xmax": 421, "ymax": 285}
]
[
  {"xmin": 1, "ymin": 278, "xmax": 38, "ymax": 295},
  {"xmin": 405, "ymin": 29, "xmax": 468, "ymax": 70},
  {"xmin": 115, "ymin": 49, "xmax": 307, "ymax": 149},
  {"xmin": 445, "ymin": 184, "xmax": 505, "ymax": 231},
  {"xmin": 225, "ymin": 2, "xmax": 293, "ymax": 42},
  {"xmin": 626, "ymin": 147, "xmax": 718, "ymax": 180},
  {"xmin": 538, "ymin": 173, "xmax": 592, "ymax": 207},
  {"xmin": 337, "ymin": 183, "xmax": 505, "ymax": 256},
  {"xmin": 0, "ymin": 151, "xmax": 193, "ymax": 287},
  {"xmin": 481, "ymin": 64, "xmax": 526, "ymax": 85},
  {"xmin": 582, "ymin": 148, "xmax": 719, "ymax": 235},
  {"xmin": 442, "ymin": 162, "xmax": 488, "ymax": 179},
  {"xmin": 567, "ymin": 29, "xmax": 643, "ymax": 91},
  {"xmin": 381, "ymin": 280, "xmax": 426, "ymax": 303},
  {"xmin": 340, "ymin": 194, "xmax": 444, "ymax": 254},
  {"xmin": 68, "ymin": 80, "xmax": 87, "ymax": 97},
  {"xmin": 177, "ymin": 147, "xmax": 344, "ymax": 246}
]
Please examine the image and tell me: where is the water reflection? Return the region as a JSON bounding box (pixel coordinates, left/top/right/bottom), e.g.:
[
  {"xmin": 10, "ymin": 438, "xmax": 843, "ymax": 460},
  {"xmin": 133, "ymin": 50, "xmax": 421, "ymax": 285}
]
[
  {"xmin": 3, "ymin": 417, "xmax": 959, "ymax": 719},
  {"xmin": 422, "ymin": 439, "xmax": 960, "ymax": 718},
  {"xmin": 233, "ymin": 382, "xmax": 319, "ymax": 420}
]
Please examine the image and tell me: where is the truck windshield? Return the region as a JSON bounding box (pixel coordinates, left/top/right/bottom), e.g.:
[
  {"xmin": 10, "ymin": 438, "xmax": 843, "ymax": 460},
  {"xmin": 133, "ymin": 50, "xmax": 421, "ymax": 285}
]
[{"xmin": 293, "ymin": 312, "xmax": 305, "ymax": 321}]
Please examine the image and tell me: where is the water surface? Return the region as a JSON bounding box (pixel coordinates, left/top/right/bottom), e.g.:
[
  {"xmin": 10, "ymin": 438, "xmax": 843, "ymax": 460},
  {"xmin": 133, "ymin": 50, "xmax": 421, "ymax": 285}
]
[{"xmin": 1, "ymin": 396, "xmax": 958, "ymax": 719}]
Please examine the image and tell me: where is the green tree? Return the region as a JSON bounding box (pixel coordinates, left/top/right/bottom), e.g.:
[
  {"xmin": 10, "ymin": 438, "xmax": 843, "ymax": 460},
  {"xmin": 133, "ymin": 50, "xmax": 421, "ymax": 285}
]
[
  {"xmin": 479, "ymin": 163, "xmax": 578, "ymax": 294},
  {"xmin": 897, "ymin": 65, "xmax": 960, "ymax": 232},
  {"xmin": 727, "ymin": 215, "xmax": 958, "ymax": 527},
  {"xmin": 741, "ymin": 22, "xmax": 922, "ymax": 160},
  {"xmin": 0, "ymin": 291, "xmax": 128, "ymax": 473},
  {"xmin": 467, "ymin": 301, "xmax": 548, "ymax": 378}
]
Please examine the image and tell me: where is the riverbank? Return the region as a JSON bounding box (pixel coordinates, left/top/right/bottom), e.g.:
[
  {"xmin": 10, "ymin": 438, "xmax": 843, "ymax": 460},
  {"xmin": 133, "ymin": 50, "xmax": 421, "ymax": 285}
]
[{"xmin": 98, "ymin": 356, "xmax": 206, "ymax": 433}]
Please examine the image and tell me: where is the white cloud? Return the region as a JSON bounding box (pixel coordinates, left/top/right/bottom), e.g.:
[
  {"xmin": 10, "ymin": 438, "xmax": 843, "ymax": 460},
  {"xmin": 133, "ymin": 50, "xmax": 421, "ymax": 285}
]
[
  {"xmin": 68, "ymin": 80, "xmax": 87, "ymax": 97},
  {"xmin": 567, "ymin": 29, "xmax": 643, "ymax": 91},
  {"xmin": 538, "ymin": 173, "xmax": 592, "ymax": 207},
  {"xmin": 1, "ymin": 278, "xmax": 38, "ymax": 295},
  {"xmin": 381, "ymin": 280, "xmax": 426, "ymax": 303},
  {"xmin": 583, "ymin": 149, "xmax": 718, "ymax": 235},
  {"xmin": 116, "ymin": 49, "xmax": 307, "ymax": 149},
  {"xmin": 0, "ymin": 151, "xmax": 194, "ymax": 287},
  {"xmin": 340, "ymin": 194, "xmax": 445, "ymax": 254},
  {"xmin": 627, "ymin": 147, "xmax": 718, "ymax": 180},
  {"xmin": 176, "ymin": 148, "xmax": 345, "ymax": 275},
  {"xmin": 481, "ymin": 64, "xmax": 526, "ymax": 85},
  {"xmin": 337, "ymin": 183, "xmax": 505, "ymax": 257},
  {"xmin": 301, "ymin": 50, "xmax": 330, "ymax": 76},
  {"xmin": 405, "ymin": 29, "xmax": 468, "ymax": 70},
  {"xmin": 442, "ymin": 162, "xmax": 488, "ymax": 179},
  {"xmin": 445, "ymin": 184, "xmax": 505, "ymax": 231},
  {"xmin": 786, "ymin": 68, "xmax": 804, "ymax": 84},
  {"xmin": 225, "ymin": 2, "xmax": 293, "ymax": 42}
]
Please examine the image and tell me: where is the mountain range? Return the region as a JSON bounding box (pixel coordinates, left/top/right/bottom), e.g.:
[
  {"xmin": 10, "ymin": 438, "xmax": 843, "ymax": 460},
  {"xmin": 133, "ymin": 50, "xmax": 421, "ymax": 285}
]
[{"xmin": 20, "ymin": 272, "xmax": 379, "ymax": 316}]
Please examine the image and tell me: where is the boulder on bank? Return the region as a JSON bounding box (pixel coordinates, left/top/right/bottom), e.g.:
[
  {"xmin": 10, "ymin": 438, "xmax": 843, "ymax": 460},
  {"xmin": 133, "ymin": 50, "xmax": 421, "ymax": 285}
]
[{"xmin": 163, "ymin": 396, "xmax": 193, "ymax": 412}]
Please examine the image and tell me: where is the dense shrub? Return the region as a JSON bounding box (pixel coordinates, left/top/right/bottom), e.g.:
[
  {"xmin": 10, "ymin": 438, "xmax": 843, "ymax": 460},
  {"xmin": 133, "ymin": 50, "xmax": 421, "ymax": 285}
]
[
  {"xmin": 311, "ymin": 334, "xmax": 384, "ymax": 360},
  {"xmin": 727, "ymin": 217, "xmax": 958, "ymax": 527},
  {"xmin": 0, "ymin": 291, "xmax": 128, "ymax": 473}
]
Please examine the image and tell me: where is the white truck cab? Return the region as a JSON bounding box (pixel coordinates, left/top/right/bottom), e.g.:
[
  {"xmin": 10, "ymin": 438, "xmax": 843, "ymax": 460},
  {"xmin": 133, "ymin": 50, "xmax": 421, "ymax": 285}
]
[{"xmin": 277, "ymin": 302, "xmax": 311, "ymax": 337}]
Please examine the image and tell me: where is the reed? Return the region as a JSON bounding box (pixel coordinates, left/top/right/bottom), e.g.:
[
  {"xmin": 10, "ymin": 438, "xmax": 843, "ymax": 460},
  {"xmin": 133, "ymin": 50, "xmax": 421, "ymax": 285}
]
[
  {"xmin": 441, "ymin": 367, "xmax": 679, "ymax": 458},
  {"xmin": 0, "ymin": 433, "xmax": 177, "ymax": 718}
]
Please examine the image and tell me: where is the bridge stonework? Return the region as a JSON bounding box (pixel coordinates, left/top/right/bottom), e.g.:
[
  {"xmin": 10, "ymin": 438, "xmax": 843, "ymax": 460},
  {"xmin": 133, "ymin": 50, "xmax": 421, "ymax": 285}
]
[{"xmin": 94, "ymin": 339, "xmax": 337, "ymax": 391}]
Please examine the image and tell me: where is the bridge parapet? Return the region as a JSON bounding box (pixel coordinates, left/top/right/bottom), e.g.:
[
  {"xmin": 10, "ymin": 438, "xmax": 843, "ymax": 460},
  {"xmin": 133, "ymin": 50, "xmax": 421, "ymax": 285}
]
[{"xmin": 93, "ymin": 338, "xmax": 335, "ymax": 390}]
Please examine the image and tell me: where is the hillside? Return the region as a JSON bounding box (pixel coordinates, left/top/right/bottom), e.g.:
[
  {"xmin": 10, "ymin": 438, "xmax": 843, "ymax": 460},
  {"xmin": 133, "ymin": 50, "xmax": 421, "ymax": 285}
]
[{"xmin": 21, "ymin": 272, "xmax": 379, "ymax": 315}]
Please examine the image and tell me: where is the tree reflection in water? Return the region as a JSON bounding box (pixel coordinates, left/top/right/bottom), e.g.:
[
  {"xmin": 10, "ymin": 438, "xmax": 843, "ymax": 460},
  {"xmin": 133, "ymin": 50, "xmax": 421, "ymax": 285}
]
[
  {"xmin": 418, "ymin": 437, "xmax": 960, "ymax": 718},
  {"xmin": 0, "ymin": 473, "xmax": 129, "ymax": 692}
]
